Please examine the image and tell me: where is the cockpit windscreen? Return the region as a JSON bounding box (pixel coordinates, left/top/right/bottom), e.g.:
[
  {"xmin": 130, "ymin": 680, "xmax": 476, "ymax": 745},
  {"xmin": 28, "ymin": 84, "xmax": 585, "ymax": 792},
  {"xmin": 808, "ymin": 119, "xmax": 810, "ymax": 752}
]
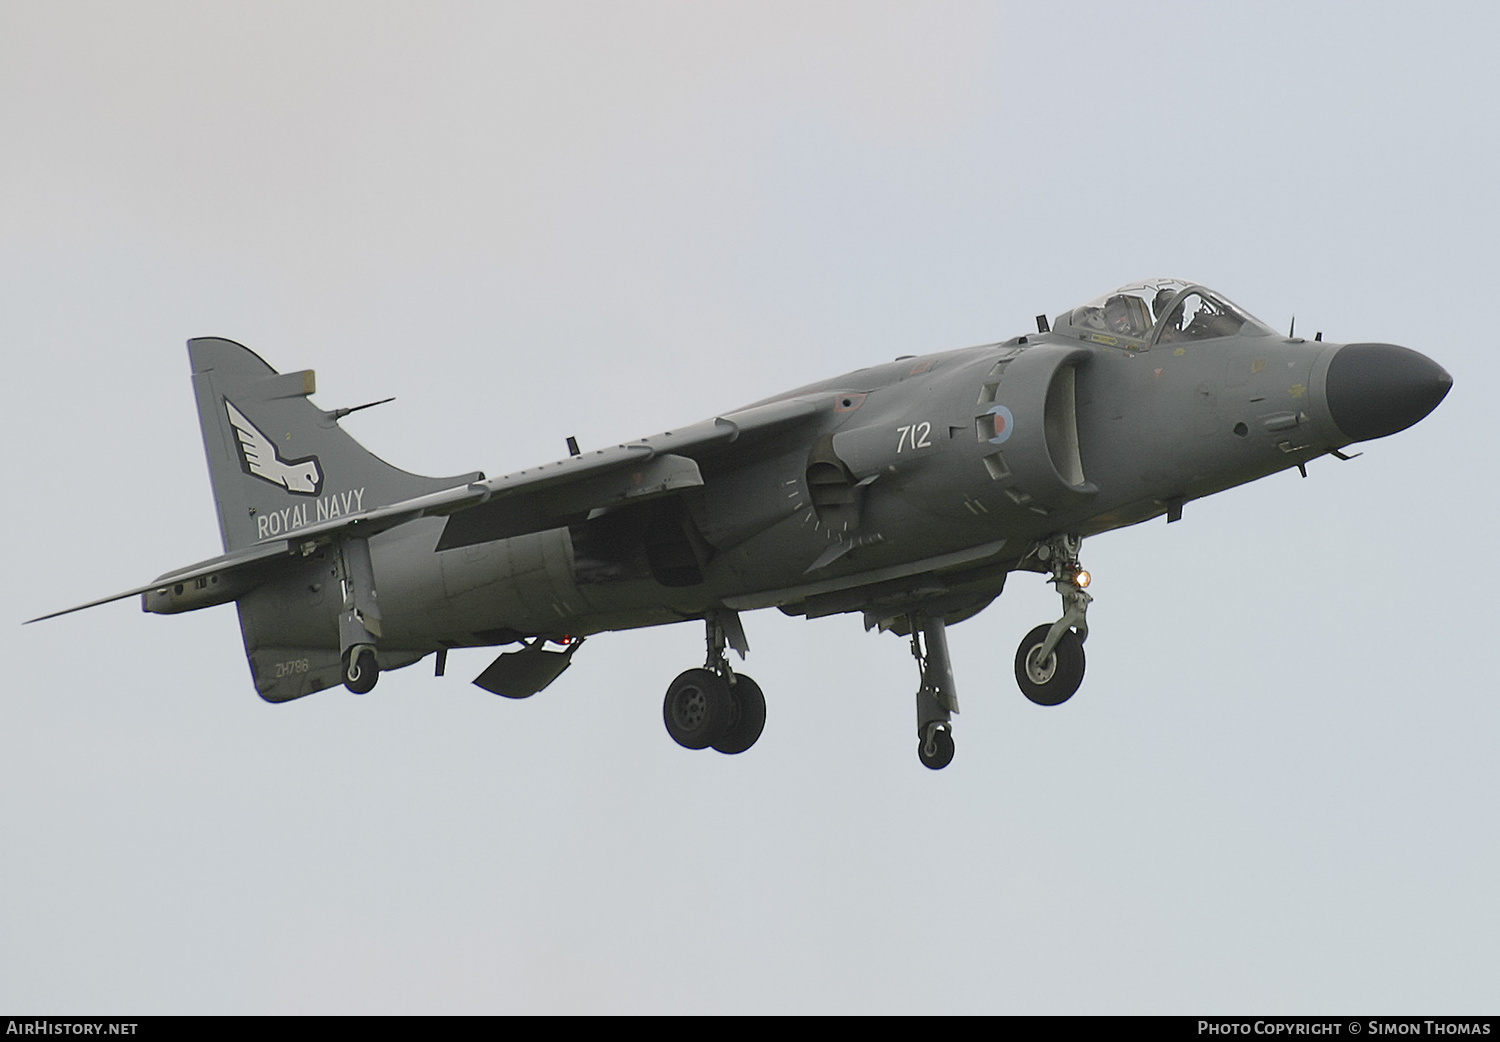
[{"xmin": 1057, "ymin": 278, "xmax": 1273, "ymax": 347}]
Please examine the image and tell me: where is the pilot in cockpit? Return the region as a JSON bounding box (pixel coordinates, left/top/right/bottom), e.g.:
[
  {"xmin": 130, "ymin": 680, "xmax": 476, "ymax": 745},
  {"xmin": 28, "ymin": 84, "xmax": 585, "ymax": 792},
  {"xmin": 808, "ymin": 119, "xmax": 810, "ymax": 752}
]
[
  {"xmin": 1103, "ymin": 294, "xmax": 1151, "ymax": 338},
  {"xmin": 1154, "ymin": 288, "xmax": 1185, "ymax": 342}
]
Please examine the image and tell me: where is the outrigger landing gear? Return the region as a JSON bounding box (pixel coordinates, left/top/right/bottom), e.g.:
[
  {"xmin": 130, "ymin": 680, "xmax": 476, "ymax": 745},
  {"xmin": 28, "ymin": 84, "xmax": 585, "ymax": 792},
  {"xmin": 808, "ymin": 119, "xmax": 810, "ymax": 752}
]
[
  {"xmin": 338, "ymin": 536, "xmax": 382, "ymax": 695},
  {"xmin": 342, "ymin": 644, "xmax": 379, "ymax": 695},
  {"xmin": 662, "ymin": 612, "xmax": 766, "ymax": 755},
  {"xmin": 911, "ymin": 614, "xmax": 958, "ymax": 770},
  {"xmin": 1015, "ymin": 534, "xmax": 1091, "ymax": 706}
]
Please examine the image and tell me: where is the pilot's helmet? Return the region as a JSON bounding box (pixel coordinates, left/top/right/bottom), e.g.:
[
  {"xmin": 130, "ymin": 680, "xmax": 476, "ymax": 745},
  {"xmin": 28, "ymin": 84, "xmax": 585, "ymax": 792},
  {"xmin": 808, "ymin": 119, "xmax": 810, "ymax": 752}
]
[
  {"xmin": 1152, "ymin": 288, "xmax": 1177, "ymax": 320},
  {"xmin": 1075, "ymin": 306, "xmax": 1106, "ymax": 330},
  {"xmin": 1104, "ymin": 295, "xmax": 1133, "ymax": 333}
]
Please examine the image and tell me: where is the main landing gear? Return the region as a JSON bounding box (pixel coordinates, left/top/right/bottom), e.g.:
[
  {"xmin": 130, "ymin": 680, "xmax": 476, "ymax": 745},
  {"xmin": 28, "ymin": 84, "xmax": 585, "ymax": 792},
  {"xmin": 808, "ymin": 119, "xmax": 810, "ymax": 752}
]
[
  {"xmin": 663, "ymin": 613, "xmax": 766, "ymax": 755},
  {"xmin": 1014, "ymin": 534, "xmax": 1091, "ymax": 707}
]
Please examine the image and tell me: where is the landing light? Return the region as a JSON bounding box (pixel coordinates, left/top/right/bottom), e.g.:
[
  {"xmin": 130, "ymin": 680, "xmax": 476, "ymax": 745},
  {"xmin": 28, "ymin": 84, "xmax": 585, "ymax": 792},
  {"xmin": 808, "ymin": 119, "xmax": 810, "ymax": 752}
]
[{"xmin": 1073, "ymin": 570, "xmax": 1091, "ymax": 589}]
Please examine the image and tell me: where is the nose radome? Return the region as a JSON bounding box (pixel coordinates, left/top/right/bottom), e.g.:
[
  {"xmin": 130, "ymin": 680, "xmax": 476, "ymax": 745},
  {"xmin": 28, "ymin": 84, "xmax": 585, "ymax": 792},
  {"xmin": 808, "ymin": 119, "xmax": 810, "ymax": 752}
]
[{"xmin": 1324, "ymin": 342, "xmax": 1452, "ymax": 444}]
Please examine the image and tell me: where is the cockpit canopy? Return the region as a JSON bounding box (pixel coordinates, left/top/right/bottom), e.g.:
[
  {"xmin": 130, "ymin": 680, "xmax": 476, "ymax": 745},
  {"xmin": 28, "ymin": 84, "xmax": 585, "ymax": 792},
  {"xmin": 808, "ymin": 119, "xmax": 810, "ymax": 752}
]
[{"xmin": 1055, "ymin": 278, "xmax": 1274, "ymax": 349}]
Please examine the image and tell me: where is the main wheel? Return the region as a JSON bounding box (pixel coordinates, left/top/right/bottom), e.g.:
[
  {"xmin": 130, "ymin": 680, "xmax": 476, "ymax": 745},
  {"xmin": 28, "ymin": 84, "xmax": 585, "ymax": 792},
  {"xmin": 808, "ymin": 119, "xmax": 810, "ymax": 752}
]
[
  {"xmin": 918, "ymin": 726, "xmax": 955, "ymax": 770},
  {"xmin": 663, "ymin": 668, "xmax": 734, "ymax": 750},
  {"xmin": 343, "ymin": 647, "xmax": 379, "ymax": 695},
  {"xmin": 1014, "ymin": 624, "xmax": 1085, "ymax": 706},
  {"xmin": 712, "ymin": 675, "xmax": 766, "ymax": 755}
]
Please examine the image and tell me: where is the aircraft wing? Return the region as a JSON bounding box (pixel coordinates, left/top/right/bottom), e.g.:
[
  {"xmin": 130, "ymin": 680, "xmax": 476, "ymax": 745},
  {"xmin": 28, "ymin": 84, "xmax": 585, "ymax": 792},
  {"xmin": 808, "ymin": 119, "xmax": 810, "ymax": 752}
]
[
  {"xmin": 433, "ymin": 392, "xmax": 828, "ymax": 549},
  {"xmin": 245, "ymin": 391, "xmax": 826, "ymax": 550},
  {"xmin": 28, "ymin": 393, "xmax": 829, "ymax": 621}
]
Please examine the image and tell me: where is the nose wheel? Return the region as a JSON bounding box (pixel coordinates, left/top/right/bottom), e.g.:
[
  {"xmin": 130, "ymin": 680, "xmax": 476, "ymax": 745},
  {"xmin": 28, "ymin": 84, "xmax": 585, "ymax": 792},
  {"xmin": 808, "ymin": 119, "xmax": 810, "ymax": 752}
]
[
  {"xmin": 1015, "ymin": 624, "xmax": 1085, "ymax": 705},
  {"xmin": 1015, "ymin": 534, "xmax": 1091, "ymax": 706}
]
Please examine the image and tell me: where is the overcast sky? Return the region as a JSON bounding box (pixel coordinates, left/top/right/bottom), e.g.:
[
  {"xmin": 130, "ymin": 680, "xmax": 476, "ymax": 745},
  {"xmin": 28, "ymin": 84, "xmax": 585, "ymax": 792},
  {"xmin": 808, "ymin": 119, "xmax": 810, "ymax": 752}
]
[{"xmin": 3, "ymin": 1, "xmax": 1496, "ymax": 1014}]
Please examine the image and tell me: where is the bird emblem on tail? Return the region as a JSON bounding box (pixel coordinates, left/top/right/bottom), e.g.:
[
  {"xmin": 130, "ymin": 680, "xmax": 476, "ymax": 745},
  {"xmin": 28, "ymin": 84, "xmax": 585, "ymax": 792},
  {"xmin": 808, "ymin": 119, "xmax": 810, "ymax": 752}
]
[{"xmin": 224, "ymin": 399, "xmax": 323, "ymax": 495}]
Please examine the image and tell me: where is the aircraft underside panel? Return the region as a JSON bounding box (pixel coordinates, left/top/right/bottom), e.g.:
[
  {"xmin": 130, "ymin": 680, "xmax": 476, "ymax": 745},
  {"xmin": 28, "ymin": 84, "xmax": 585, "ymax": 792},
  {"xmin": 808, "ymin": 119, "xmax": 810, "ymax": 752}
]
[
  {"xmin": 237, "ymin": 605, "xmax": 424, "ymax": 702},
  {"xmin": 430, "ymin": 528, "xmax": 588, "ymax": 643},
  {"xmin": 242, "ymin": 642, "xmax": 343, "ymax": 702}
]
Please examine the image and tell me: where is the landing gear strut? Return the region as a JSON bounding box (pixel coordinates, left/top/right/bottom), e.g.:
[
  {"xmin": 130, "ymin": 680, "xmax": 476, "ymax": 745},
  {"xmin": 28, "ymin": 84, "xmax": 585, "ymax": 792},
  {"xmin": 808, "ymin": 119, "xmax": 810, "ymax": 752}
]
[
  {"xmin": 339, "ymin": 536, "xmax": 382, "ymax": 695},
  {"xmin": 911, "ymin": 614, "xmax": 958, "ymax": 770},
  {"xmin": 662, "ymin": 612, "xmax": 766, "ymax": 755},
  {"xmin": 1015, "ymin": 534, "xmax": 1091, "ymax": 706}
]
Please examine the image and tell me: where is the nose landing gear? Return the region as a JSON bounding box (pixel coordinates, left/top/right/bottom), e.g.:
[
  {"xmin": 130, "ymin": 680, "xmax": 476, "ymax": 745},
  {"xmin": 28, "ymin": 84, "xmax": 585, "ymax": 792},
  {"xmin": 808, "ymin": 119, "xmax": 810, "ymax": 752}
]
[
  {"xmin": 1015, "ymin": 534, "xmax": 1091, "ymax": 706},
  {"xmin": 1015, "ymin": 625, "xmax": 1085, "ymax": 705}
]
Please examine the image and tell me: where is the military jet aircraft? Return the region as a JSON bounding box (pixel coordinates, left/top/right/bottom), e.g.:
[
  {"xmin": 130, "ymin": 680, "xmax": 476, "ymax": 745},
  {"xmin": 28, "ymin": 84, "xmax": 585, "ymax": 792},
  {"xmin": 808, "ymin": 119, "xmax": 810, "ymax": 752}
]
[{"xmin": 32, "ymin": 278, "xmax": 1451, "ymax": 769}]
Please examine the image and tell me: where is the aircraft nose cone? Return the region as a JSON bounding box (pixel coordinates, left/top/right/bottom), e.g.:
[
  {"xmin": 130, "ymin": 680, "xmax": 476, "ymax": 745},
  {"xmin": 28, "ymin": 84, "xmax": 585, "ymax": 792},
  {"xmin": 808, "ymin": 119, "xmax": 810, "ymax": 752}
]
[{"xmin": 1324, "ymin": 342, "xmax": 1452, "ymax": 443}]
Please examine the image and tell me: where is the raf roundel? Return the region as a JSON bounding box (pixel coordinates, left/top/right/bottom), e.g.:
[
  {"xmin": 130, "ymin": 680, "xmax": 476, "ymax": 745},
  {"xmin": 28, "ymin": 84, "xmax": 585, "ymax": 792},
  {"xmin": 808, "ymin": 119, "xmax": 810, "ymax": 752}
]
[{"xmin": 986, "ymin": 404, "xmax": 1014, "ymax": 445}]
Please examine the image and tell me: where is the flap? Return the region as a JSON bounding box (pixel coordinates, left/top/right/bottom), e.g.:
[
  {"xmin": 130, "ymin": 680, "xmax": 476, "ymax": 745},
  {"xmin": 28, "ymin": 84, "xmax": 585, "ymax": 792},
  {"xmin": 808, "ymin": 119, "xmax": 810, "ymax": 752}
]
[
  {"xmin": 431, "ymin": 392, "xmax": 828, "ymax": 548},
  {"xmin": 437, "ymin": 453, "xmax": 704, "ymax": 549}
]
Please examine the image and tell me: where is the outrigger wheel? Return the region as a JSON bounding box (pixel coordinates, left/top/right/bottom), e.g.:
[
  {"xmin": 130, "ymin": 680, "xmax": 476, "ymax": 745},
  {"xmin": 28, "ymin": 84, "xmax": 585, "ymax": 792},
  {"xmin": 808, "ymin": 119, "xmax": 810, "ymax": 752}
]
[
  {"xmin": 910, "ymin": 614, "xmax": 959, "ymax": 770},
  {"xmin": 342, "ymin": 644, "xmax": 380, "ymax": 695},
  {"xmin": 918, "ymin": 723, "xmax": 955, "ymax": 770}
]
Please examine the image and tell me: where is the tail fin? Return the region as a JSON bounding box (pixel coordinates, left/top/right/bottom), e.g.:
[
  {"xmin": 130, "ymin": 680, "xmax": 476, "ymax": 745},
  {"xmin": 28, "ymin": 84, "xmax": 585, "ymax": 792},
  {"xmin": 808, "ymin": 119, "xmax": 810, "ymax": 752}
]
[{"xmin": 189, "ymin": 337, "xmax": 480, "ymax": 551}]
